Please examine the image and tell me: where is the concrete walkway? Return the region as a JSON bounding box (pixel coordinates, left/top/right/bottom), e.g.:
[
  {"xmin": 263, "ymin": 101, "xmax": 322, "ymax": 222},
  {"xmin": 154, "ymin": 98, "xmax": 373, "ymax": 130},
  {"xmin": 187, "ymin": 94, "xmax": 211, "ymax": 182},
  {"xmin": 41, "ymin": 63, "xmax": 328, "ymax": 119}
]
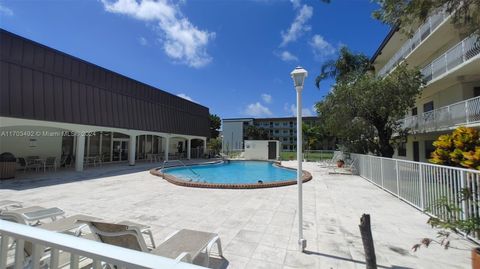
[{"xmin": 0, "ymin": 161, "xmax": 475, "ymax": 268}]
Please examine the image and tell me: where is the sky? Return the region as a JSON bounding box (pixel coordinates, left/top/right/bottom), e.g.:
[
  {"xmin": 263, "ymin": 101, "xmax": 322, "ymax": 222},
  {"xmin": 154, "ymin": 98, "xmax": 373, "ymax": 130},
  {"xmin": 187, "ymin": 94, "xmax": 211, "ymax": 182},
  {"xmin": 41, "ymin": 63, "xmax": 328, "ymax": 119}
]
[{"xmin": 0, "ymin": 0, "xmax": 390, "ymax": 120}]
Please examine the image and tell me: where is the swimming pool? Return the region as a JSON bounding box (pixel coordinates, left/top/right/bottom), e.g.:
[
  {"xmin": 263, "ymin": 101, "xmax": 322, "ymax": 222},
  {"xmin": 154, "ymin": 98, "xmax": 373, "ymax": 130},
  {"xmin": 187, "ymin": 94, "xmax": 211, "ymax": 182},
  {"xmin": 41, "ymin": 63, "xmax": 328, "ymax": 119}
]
[{"xmin": 155, "ymin": 160, "xmax": 312, "ymax": 189}]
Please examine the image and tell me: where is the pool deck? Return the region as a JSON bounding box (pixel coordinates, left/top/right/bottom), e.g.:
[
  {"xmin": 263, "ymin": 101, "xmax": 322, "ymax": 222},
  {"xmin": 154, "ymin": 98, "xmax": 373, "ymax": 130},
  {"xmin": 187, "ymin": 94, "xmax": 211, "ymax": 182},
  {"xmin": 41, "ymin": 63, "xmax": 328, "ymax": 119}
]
[{"xmin": 0, "ymin": 160, "xmax": 475, "ymax": 268}]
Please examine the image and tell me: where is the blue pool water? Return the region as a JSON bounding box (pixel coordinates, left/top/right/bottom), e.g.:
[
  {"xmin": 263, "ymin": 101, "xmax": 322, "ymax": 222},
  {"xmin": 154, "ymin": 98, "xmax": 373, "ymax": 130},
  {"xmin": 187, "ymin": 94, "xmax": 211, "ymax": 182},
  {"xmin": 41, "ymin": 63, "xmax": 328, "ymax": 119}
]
[{"xmin": 163, "ymin": 161, "xmax": 297, "ymax": 184}]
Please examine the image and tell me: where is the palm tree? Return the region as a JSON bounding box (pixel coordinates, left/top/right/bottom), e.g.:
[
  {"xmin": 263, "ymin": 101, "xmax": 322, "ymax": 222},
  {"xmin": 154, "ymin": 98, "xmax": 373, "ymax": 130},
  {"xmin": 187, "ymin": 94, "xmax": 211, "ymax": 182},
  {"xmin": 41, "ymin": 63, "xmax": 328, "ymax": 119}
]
[
  {"xmin": 315, "ymin": 47, "xmax": 374, "ymax": 88},
  {"xmin": 302, "ymin": 123, "xmax": 322, "ymax": 151},
  {"xmin": 245, "ymin": 125, "xmax": 259, "ymax": 140}
]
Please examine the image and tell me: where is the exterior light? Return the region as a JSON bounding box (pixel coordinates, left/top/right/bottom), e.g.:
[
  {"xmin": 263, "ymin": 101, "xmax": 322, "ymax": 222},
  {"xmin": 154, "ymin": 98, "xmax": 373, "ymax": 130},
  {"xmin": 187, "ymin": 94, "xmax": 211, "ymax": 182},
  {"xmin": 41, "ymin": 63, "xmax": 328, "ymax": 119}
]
[
  {"xmin": 290, "ymin": 65, "xmax": 308, "ymax": 252},
  {"xmin": 290, "ymin": 66, "xmax": 308, "ymax": 89}
]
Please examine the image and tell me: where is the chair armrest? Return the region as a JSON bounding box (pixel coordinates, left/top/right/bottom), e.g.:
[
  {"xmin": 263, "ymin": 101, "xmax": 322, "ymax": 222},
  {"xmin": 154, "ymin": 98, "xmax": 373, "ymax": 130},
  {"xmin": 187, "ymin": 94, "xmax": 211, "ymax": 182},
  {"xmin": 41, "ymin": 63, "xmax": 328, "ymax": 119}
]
[{"xmin": 175, "ymin": 252, "xmax": 192, "ymax": 263}]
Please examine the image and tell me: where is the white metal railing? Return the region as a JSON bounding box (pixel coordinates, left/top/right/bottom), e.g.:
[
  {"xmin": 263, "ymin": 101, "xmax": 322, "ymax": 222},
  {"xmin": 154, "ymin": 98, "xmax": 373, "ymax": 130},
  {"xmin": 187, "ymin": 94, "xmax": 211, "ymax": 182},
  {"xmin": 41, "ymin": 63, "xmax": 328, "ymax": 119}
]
[
  {"xmin": 351, "ymin": 153, "xmax": 480, "ymax": 241},
  {"xmin": 0, "ymin": 220, "xmax": 206, "ymax": 269},
  {"xmin": 400, "ymin": 95, "xmax": 480, "ymax": 133},
  {"xmin": 421, "ymin": 33, "xmax": 480, "ymax": 84},
  {"xmin": 280, "ymin": 150, "xmax": 336, "ymax": 161},
  {"xmin": 378, "ymin": 7, "xmax": 448, "ymax": 76}
]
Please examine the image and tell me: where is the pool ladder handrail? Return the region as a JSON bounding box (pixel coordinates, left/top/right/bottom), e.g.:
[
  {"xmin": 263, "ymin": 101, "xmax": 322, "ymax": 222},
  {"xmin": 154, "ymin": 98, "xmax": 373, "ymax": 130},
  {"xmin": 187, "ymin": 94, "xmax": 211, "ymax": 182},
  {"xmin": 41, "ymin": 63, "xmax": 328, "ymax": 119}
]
[{"xmin": 160, "ymin": 159, "xmax": 199, "ymax": 178}]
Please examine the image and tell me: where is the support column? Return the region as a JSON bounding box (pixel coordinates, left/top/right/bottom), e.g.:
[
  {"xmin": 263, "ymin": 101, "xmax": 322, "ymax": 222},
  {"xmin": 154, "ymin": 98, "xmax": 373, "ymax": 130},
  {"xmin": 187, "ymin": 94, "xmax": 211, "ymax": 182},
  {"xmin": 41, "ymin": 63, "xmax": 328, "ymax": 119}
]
[
  {"xmin": 203, "ymin": 139, "xmax": 207, "ymax": 158},
  {"xmin": 75, "ymin": 134, "xmax": 85, "ymax": 172},
  {"xmin": 128, "ymin": 134, "xmax": 136, "ymax": 166},
  {"xmin": 164, "ymin": 137, "xmax": 170, "ymax": 161},
  {"xmin": 187, "ymin": 139, "xmax": 191, "ymax": 160}
]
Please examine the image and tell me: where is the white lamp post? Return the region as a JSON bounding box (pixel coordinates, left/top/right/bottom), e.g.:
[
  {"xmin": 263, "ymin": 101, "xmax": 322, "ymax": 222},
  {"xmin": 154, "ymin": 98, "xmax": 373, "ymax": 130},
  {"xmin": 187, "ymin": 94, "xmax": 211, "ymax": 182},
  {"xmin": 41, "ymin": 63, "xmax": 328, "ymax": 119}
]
[{"xmin": 290, "ymin": 66, "xmax": 308, "ymax": 252}]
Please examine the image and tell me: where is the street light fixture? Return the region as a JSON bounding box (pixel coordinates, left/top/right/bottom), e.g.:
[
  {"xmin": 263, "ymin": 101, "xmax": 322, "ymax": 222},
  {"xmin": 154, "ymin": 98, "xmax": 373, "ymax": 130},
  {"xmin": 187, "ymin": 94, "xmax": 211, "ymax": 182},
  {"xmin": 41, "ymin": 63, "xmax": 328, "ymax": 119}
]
[{"xmin": 290, "ymin": 66, "xmax": 308, "ymax": 252}]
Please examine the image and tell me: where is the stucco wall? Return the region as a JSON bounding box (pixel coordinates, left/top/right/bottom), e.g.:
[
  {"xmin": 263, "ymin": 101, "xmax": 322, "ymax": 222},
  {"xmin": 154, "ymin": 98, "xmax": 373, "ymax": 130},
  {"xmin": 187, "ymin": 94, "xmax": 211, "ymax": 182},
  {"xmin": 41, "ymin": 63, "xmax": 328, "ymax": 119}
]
[
  {"xmin": 222, "ymin": 121, "xmax": 246, "ymax": 152},
  {"xmin": 0, "ymin": 126, "xmax": 63, "ymax": 162},
  {"xmin": 244, "ymin": 140, "xmax": 279, "ymax": 160}
]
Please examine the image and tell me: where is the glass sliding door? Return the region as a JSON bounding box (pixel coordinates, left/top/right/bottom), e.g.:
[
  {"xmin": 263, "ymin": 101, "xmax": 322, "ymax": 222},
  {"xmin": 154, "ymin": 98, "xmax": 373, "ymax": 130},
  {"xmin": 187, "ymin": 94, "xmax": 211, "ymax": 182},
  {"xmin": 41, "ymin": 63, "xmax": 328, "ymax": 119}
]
[{"xmin": 112, "ymin": 140, "xmax": 128, "ymax": 161}]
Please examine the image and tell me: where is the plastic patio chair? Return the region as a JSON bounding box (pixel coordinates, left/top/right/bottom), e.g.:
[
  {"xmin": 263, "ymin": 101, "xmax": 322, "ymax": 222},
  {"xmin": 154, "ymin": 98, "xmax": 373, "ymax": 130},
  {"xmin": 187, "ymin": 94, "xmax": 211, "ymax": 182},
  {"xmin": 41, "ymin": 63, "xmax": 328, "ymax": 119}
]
[{"xmin": 83, "ymin": 221, "xmax": 223, "ymax": 267}]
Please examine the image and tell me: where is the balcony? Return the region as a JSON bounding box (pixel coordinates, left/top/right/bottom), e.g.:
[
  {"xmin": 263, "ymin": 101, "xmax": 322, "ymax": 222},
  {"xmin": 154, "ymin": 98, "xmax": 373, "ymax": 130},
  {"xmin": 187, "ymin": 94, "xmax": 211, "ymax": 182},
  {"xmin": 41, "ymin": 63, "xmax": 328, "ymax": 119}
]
[
  {"xmin": 421, "ymin": 33, "xmax": 480, "ymax": 84},
  {"xmin": 400, "ymin": 96, "xmax": 480, "ymax": 133},
  {"xmin": 378, "ymin": 7, "xmax": 448, "ymax": 76}
]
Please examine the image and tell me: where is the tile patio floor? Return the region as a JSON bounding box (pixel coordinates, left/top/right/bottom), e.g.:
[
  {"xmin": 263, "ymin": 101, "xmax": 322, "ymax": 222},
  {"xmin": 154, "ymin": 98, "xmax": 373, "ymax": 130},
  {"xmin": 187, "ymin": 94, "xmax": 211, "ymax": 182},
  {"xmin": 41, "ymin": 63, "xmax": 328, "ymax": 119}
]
[{"xmin": 0, "ymin": 161, "xmax": 475, "ymax": 268}]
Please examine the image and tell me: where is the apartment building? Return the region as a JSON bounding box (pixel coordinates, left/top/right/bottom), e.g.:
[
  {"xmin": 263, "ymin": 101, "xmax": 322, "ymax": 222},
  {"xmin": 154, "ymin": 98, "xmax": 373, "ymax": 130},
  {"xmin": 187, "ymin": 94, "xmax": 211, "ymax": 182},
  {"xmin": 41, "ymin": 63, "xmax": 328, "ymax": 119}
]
[
  {"xmin": 371, "ymin": 8, "xmax": 480, "ymax": 162},
  {"xmin": 0, "ymin": 30, "xmax": 210, "ymax": 171},
  {"xmin": 222, "ymin": 116, "xmax": 335, "ymax": 152}
]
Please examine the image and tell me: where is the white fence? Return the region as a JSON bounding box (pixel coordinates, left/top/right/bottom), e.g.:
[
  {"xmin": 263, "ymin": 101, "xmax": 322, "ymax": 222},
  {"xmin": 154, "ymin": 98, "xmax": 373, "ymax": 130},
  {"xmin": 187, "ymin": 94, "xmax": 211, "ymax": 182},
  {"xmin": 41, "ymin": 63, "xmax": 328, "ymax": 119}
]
[
  {"xmin": 400, "ymin": 95, "xmax": 480, "ymax": 133},
  {"xmin": 0, "ymin": 220, "xmax": 206, "ymax": 269},
  {"xmin": 280, "ymin": 150, "xmax": 336, "ymax": 161},
  {"xmin": 421, "ymin": 33, "xmax": 480, "ymax": 84},
  {"xmin": 351, "ymin": 153, "xmax": 480, "ymax": 241},
  {"xmin": 378, "ymin": 7, "xmax": 448, "ymax": 76}
]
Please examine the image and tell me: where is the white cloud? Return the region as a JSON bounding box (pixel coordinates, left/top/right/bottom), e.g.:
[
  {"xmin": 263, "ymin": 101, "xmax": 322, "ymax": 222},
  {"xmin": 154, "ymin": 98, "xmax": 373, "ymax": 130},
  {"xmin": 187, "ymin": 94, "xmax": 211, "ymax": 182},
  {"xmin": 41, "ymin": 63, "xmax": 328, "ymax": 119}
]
[
  {"xmin": 290, "ymin": 0, "xmax": 301, "ymax": 9},
  {"xmin": 0, "ymin": 3, "xmax": 13, "ymax": 16},
  {"xmin": 280, "ymin": 4, "xmax": 313, "ymax": 46},
  {"xmin": 285, "ymin": 103, "xmax": 313, "ymax": 116},
  {"xmin": 244, "ymin": 102, "xmax": 272, "ymax": 117},
  {"xmin": 278, "ymin": 50, "xmax": 298, "ymax": 62},
  {"xmin": 102, "ymin": 0, "xmax": 215, "ymax": 68},
  {"xmin": 261, "ymin": 93, "xmax": 272, "ymax": 104},
  {"xmin": 310, "ymin": 34, "xmax": 336, "ymax": 60},
  {"xmin": 177, "ymin": 93, "xmax": 195, "ymax": 102},
  {"xmin": 138, "ymin": 36, "xmax": 148, "ymax": 46}
]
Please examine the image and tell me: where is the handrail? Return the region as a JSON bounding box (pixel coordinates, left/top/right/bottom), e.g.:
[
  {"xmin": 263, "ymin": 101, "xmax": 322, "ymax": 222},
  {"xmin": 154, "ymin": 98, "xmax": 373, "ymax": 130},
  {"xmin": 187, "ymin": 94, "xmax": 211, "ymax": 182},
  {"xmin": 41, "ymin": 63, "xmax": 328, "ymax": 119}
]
[
  {"xmin": 378, "ymin": 6, "xmax": 449, "ymax": 76},
  {"xmin": 400, "ymin": 95, "xmax": 480, "ymax": 133},
  {"xmin": 0, "ymin": 220, "xmax": 206, "ymax": 269},
  {"xmin": 161, "ymin": 160, "xmax": 199, "ymax": 177},
  {"xmin": 420, "ymin": 32, "xmax": 479, "ymax": 84}
]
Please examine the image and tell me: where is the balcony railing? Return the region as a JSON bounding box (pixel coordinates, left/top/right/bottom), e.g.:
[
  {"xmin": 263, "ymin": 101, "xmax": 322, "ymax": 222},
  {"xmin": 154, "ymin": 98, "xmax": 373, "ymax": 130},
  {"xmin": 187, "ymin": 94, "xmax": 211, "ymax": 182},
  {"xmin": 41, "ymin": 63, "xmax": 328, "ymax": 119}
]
[
  {"xmin": 0, "ymin": 220, "xmax": 206, "ymax": 269},
  {"xmin": 378, "ymin": 8, "xmax": 448, "ymax": 76},
  {"xmin": 421, "ymin": 33, "xmax": 480, "ymax": 84},
  {"xmin": 400, "ymin": 96, "xmax": 480, "ymax": 133}
]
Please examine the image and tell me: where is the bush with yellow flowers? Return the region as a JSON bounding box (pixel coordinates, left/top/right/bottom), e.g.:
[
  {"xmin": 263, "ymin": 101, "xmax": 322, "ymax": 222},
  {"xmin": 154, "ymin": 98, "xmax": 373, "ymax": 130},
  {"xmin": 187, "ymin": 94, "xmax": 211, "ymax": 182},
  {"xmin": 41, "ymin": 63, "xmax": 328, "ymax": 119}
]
[{"xmin": 429, "ymin": 127, "xmax": 480, "ymax": 170}]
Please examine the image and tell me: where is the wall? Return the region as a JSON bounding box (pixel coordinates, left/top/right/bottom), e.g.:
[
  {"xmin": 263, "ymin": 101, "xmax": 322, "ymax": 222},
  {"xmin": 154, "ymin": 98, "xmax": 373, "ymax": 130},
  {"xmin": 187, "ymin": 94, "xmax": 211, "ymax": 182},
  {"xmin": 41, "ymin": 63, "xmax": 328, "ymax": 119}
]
[
  {"xmin": 0, "ymin": 30, "xmax": 210, "ymax": 137},
  {"xmin": 244, "ymin": 140, "xmax": 279, "ymax": 160},
  {"xmin": 0, "ymin": 126, "xmax": 63, "ymax": 162},
  {"xmin": 393, "ymin": 133, "xmax": 445, "ymax": 162},
  {"xmin": 222, "ymin": 121, "xmax": 246, "ymax": 151}
]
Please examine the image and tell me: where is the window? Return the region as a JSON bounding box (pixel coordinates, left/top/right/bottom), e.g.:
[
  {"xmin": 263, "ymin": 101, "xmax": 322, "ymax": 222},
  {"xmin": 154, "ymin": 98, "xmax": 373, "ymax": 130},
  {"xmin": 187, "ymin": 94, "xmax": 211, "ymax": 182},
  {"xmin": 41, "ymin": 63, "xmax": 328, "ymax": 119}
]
[
  {"xmin": 274, "ymin": 122, "xmax": 279, "ymax": 126},
  {"xmin": 411, "ymin": 107, "xmax": 417, "ymax": 116},
  {"xmin": 283, "ymin": 122, "xmax": 288, "ymax": 126},
  {"xmin": 397, "ymin": 142, "xmax": 407, "ymax": 157},
  {"xmin": 274, "ymin": 130, "xmax": 279, "ymax": 134},
  {"xmin": 423, "ymin": 101, "xmax": 434, "ymax": 112}
]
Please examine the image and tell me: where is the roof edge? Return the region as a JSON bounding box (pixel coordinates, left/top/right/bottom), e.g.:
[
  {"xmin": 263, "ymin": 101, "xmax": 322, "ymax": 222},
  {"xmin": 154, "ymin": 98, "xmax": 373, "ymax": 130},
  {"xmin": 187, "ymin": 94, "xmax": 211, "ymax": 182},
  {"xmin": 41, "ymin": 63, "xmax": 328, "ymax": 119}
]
[{"xmin": 370, "ymin": 26, "xmax": 399, "ymax": 63}]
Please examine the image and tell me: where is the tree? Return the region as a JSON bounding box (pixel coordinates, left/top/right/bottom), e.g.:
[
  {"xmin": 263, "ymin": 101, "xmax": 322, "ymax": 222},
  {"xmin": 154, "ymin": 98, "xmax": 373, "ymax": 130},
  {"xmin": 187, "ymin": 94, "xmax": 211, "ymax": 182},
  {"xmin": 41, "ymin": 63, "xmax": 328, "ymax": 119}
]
[
  {"xmin": 302, "ymin": 123, "xmax": 323, "ymax": 150},
  {"xmin": 209, "ymin": 114, "xmax": 221, "ymax": 139},
  {"xmin": 315, "ymin": 47, "xmax": 374, "ymax": 89},
  {"xmin": 372, "ymin": 0, "xmax": 480, "ymax": 38},
  {"xmin": 316, "ymin": 63, "xmax": 423, "ymax": 157},
  {"xmin": 245, "ymin": 125, "xmax": 268, "ymax": 140},
  {"xmin": 207, "ymin": 137, "xmax": 222, "ymax": 156}
]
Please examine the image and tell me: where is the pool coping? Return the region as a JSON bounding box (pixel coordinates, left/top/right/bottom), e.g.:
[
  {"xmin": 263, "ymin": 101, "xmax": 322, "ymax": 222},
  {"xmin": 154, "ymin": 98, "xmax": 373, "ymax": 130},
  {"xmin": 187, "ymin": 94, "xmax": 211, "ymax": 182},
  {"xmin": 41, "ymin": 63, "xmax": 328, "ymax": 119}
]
[{"xmin": 149, "ymin": 160, "xmax": 312, "ymax": 189}]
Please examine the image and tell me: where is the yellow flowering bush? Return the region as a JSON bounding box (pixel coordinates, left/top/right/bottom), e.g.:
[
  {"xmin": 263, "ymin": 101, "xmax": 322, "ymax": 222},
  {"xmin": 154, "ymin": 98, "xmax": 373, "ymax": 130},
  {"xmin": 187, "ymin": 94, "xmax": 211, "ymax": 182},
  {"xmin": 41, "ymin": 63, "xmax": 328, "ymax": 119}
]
[{"xmin": 429, "ymin": 127, "xmax": 480, "ymax": 170}]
